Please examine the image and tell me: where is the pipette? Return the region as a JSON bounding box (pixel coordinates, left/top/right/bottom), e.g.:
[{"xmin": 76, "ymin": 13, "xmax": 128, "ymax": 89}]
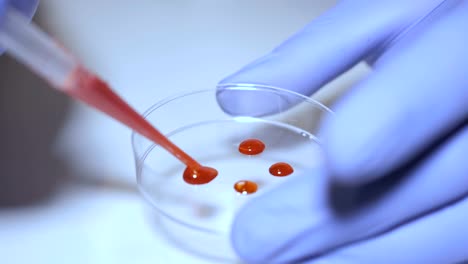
[{"xmin": 0, "ymin": 6, "xmax": 218, "ymax": 180}]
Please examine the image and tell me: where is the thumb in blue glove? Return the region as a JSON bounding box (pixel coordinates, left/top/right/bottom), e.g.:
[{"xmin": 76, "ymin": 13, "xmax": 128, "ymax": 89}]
[{"xmin": 218, "ymin": 0, "xmax": 468, "ymax": 263}]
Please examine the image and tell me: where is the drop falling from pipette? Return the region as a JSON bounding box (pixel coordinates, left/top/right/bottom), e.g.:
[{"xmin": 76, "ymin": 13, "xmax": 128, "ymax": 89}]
[{"xmin": 0, "ymin": 6, "xmax": 218, "ymax": 183}]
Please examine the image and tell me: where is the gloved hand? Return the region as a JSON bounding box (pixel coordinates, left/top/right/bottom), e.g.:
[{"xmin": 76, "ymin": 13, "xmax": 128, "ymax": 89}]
[
  {"xmin": 0, "ymin": 0, "xmax": 39, "ymax": 52},
  {"xmin": 0, "ymin": 0, "xmax": 38, "ymax": 23},
  {"xmin": 217, "ymin": 0, "xmax": 468, "ymax": 263}
]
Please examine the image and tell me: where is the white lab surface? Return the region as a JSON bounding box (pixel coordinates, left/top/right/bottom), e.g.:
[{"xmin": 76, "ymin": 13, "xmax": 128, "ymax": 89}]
[{"xmin": 0, "ymin": 1, "xmax": 369, "ymax": 263}]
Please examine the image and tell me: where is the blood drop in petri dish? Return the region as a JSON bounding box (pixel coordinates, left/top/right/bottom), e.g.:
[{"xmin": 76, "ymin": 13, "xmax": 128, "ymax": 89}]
[
  {"xmin": 183, "ymin": 166, "xmax": 218, "ymax": 185},
  {"xmin": 269, "ymin": 162, "xmax": 294, "ymax": 177},
  {"xmin": 234, "ymin": 180, "xmax": 258, "ymax": 195},
  {"xmin": 238, "ymin": 139, "xmax": 265, "ymax": 155}
]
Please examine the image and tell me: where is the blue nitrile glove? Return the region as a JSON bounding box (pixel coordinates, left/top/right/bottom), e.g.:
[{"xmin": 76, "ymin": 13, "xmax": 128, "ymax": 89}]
[
  {"xmin": 217, "ymin": 0, "xmax": 468, "ymax": 263},
  {"xmin": 0, "ymin": 0, "xmax": 39, "ymax": 52}
]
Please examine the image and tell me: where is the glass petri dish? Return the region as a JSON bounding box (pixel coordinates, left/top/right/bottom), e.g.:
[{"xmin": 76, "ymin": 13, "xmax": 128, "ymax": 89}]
[{"xmin": 131, "ymin": 84, "xmax": 333, "ymax": 262}]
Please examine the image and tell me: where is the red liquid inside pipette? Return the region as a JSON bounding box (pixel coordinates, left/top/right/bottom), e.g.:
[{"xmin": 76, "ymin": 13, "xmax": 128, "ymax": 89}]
[{"xmin": 63, "ymin": 65, "xmax": 218, "ymax": 184}]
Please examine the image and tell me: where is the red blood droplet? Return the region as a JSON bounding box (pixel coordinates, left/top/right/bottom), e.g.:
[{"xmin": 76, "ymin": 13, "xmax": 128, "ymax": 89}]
[
  {"xmin": 238, "ymin": 139, "xmax": 265, "ymax": 155},
  {"xmin": 234, "ymin": 180, "xmax": 258, "ymax": 195},
  {"xmin": 183, "ymin": 166, "xmax": 218, "ymax": 185},
  {"xmin": 269, "ymin": 162, "xmax": 294, "ymax": 177}
]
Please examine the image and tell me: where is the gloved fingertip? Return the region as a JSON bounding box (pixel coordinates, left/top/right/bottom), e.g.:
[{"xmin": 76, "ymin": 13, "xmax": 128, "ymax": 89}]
[
  {"xmin": 218, "ymin": 53, "xmax": 277, "ymax": 85},
  {"xmin": 10, "ymin": 0, "xmax": 39, "ymax": 17},
  {"xmin": 0, "ymin": 0, "xmax": 39, "ymax": 55},
  {"xmin": 216, "ymin": 83, "xmax": 296, "ymax": 117},
  {"xmin": 216, "ymin": 53, "xmax": 287, "ymax": 116},
  {"xmin": 0, "ymin": 0, "xmax": 8, "ymax": 27}
]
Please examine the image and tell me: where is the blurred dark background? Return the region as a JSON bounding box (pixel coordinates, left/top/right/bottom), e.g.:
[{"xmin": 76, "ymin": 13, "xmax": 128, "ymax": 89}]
[{"xmin": 0, "ymin": 43, "xmax": 71, "ymax": 207}]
